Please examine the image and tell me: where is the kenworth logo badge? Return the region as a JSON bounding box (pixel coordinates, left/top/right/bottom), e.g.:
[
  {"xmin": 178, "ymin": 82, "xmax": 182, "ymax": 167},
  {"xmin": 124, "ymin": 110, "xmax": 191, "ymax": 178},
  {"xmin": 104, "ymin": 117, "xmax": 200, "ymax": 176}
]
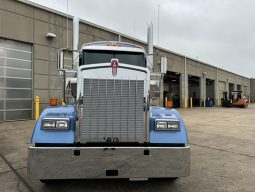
[{"xmin": 111, "ymin": 58, "xmax": 119, "ymax": 76}]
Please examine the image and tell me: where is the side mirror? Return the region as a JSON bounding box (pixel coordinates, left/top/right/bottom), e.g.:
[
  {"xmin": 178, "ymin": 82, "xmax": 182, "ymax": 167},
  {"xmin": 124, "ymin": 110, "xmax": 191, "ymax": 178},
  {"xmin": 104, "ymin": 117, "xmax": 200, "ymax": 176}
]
[
  {"xmin": 57, "ymin": 48, "xmax": 78, "ymax": 104},
  {"xmin": 160, "ymin": 56, "xmax": 167, "ymax": 74},
  {"xmin": 57, "ymin": 48, "xmax": 78, "ymax": 72},
  {"xmin": 57, "ymin": 50, "xmax": 64, "ymax": 70}
]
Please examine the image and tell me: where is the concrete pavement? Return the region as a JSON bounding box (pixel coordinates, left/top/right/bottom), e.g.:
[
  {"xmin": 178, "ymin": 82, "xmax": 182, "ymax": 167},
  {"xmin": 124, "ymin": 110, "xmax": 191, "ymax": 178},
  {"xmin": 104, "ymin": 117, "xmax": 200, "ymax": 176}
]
[{"xmin": 1, "ymin": 105, "xmax": 255, "ymax": 192}]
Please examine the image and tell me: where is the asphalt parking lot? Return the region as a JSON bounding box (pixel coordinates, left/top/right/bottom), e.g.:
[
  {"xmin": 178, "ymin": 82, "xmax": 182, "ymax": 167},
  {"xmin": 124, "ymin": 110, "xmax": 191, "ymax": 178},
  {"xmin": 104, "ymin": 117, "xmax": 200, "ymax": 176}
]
[{"xmin": 1, "ymin": 105, "xmax": 255, "ymax": 192}]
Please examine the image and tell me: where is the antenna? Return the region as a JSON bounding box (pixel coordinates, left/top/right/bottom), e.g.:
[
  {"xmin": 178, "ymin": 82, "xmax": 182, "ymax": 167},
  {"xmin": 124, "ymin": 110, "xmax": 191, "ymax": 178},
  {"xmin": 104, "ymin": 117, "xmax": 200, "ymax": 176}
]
[
  {"xmin": 147, "ymin": 22, "xmax": 153, "ymax": 70},
  {"xmin": 157, "ymin": 0, "xmax": 160, "ymax": 46},
  {"xmin": 66, "ymin": 0, "xmax": 69, "ymax": 49},
  {"xmin": 133, "ymin": 20, "xmax": 136, "ymax": 36}
]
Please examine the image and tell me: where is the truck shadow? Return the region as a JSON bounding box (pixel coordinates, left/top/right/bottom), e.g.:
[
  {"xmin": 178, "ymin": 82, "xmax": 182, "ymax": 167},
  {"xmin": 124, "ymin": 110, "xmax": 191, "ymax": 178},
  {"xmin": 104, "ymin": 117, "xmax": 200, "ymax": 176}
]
[{"xmin": 41, "ymin": 178, "xmax": 179, "ymax": 192}]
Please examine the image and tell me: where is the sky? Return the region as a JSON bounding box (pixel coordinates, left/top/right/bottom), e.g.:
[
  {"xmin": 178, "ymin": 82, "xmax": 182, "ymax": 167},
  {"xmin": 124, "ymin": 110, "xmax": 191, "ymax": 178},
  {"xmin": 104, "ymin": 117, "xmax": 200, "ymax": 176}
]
[{"xmin": 28, "ymin": 0, "xmax": 255, "ymax": 78}]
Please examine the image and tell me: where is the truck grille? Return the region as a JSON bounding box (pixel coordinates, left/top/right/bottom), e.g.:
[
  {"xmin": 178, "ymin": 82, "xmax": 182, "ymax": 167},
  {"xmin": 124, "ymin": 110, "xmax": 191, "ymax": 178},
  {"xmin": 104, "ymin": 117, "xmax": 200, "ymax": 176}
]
[{"xmin": 81, "ymin": 79, "xmax": 145, "ymax": 143}]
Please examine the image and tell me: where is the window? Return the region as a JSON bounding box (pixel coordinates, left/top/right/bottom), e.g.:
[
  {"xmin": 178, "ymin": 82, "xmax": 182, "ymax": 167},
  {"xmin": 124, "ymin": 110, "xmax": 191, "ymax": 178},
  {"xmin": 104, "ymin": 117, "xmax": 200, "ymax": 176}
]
[{"xmin": 82, "ymin": 50, "xmax": 146, "ymax": 67}]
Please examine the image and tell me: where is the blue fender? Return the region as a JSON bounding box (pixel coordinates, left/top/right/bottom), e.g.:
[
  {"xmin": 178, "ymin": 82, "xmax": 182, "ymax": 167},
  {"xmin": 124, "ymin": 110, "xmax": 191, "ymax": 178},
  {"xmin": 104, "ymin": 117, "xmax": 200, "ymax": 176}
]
[
  {"xmin": 31, "ymin": 105, "xmax": 77, "ymax": 144},
  {"xmin": 149, "ymin": 107, "xmax": 188, "ymax": 144},
  {"xmin": 32, "ymin": 105, "xmax": 188, "ymax": 145}
]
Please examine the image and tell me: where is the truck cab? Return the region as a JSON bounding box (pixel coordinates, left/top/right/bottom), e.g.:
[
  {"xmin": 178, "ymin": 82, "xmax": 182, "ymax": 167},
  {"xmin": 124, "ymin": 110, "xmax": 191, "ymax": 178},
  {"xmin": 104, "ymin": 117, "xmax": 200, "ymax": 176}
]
[{"xmin": 28, "ymin": 41, "xmax": 190, "ymax": 181}]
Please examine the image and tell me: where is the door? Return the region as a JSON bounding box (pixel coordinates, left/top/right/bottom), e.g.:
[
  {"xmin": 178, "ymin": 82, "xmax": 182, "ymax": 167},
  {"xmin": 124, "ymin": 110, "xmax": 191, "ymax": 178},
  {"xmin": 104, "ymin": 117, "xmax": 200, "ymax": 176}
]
[{"xmin": 0, "ymin": 39, "xmax": 32, "ymax": 121}]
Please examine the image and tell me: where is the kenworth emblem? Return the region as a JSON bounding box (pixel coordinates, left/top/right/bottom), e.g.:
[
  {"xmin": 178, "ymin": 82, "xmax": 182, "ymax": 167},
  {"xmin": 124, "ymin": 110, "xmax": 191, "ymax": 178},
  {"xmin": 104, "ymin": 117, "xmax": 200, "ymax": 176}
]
[{"xmin": 111, "ymin": 58, "xmax": 119, "ymax": 76}]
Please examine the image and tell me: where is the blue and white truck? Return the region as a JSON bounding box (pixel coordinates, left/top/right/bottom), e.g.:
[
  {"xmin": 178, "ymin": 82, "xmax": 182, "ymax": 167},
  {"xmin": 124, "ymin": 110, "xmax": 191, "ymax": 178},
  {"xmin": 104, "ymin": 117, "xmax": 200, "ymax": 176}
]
[{"xmin": 28, "ymin": 39, "xmax": 190, "ymax": 182}]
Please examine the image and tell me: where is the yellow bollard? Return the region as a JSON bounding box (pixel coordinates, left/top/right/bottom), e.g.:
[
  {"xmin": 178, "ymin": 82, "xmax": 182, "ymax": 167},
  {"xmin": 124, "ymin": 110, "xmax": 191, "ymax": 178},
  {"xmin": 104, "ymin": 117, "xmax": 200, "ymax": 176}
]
[
  {"xmin": 62, "ymin": 98, "xmax": 65, "ymax": 105},
  {"xmin": 203, "ymin": 97, "xmax": 206, "ymax": 107},
  {"xmin": 190, "ymin": 97, "xmax": 193, "ymax": 108},
  {"xmin": 184, "ymin": 97, "xmax": 187, "ymax": 109},
  {"xmin": 165, "ymin": 97, "xmax": 168, "ymax": 108},
  {"xmin": 35, "ymin": 96, "xmax": 39, "ymax": 121},
  {"xmin": 217, "ymin": 97, "xmax": 220, "ymax": 107}
]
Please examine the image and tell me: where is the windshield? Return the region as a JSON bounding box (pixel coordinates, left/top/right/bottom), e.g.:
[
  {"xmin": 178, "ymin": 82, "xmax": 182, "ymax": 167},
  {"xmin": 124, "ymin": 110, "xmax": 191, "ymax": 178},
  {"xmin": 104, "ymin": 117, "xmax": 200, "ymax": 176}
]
[{"xmin": 82, "ymin": 50, "xmax": 146, "ymax": 67}]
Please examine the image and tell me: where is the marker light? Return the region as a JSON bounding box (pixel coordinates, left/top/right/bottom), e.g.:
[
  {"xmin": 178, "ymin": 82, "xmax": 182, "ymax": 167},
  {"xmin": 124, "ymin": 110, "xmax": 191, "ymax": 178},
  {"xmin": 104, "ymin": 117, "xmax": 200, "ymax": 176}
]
[{"xmin": 50, "ymin": 98, "xmax": 58, "ymax": 106}]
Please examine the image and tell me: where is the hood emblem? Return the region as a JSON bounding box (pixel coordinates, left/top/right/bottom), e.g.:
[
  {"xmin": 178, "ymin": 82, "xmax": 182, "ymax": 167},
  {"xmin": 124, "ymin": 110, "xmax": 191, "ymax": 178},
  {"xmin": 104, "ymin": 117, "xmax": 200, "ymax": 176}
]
[{"xmin": 111, "ymin": 58, "xmax": 119, "ymax": 76}]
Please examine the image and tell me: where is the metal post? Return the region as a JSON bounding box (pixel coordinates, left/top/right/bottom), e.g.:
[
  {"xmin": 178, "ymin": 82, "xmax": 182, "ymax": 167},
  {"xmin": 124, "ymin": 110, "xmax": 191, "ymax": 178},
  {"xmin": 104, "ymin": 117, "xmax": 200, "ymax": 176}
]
[
  {"xmin": 62, "ymin": 98, "xmax": 65, "ymax": 105},
  {"xmin": 190, "ymin": 97, "xmax": 193, "ymax": 108},
  {"xmin": 66, "ymin": 0, "xmax": 69, "ymax": 49},
  {"xmin": 63, "ymin": 70, "xmax": 66, "ymax": 104},
  {"xmin": 184, "ymin": 57, "xmax": 187, "ymax": 108},
  {"xmin": 35, "ymin": 96, "xmax": 39, "ymax": 121},
  {"xmin": 157, "ymin": 0, "xmax": 160, "ymax": 45},
  {"xmin": 216, "ymin": 68, "xmax": 219, "ymax": 107}
]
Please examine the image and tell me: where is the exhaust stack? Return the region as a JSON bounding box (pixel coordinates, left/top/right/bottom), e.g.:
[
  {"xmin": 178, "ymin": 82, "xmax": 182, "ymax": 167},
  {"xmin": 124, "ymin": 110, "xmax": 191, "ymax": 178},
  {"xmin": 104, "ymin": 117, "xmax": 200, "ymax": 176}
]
[
  {"xmin": 73, "ymin": 17, "xmax": 79, "ymax": 66},
  {"xmin": 147, "ymin": 22, "xmax": 153, "ymax": 70}
]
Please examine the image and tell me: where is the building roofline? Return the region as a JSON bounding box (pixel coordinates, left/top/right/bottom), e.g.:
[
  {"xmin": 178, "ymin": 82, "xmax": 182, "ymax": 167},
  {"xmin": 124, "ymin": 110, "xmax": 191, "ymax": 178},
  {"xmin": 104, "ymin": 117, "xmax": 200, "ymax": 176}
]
[
  {"xmin": 153, "ymin": 46, "xmax": 250, "ymax": 79},
  {"xmin": 79, "ymin": 19, "xmax": 249, "ymax": 79},
  {"xmin": 19, "ymin": 0, "xmax": 250, "ymax": 79},
  {"xmin": 79, "ymin": 18, "xmax": 146, "ymax": 45},
  {"xmin": 18, "ymin": 0, "xmax": 73, "ymax": 18}
]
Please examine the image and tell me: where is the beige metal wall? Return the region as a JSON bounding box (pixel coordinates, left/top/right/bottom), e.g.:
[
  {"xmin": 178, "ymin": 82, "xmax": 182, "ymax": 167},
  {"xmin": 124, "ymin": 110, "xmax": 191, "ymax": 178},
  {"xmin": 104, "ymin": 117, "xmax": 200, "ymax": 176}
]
[
  {"xmin": 0, "ymin": 0, "xmax": 252, "ymax": 115},
  {"xmin": 0, "ymin": 0, "xmax": 73, "ymax": 112},
  {"xmin": 250, "ymin": 79, "xmax": 255, "ymax": 102}
]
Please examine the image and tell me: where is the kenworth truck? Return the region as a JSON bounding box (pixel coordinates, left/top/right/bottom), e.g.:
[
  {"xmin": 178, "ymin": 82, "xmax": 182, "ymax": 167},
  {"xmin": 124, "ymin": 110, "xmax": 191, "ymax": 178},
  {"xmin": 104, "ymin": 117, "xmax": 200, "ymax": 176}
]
[{"xmin": 28, "ymin": 41, "xmax": 190, "ymax": 182}]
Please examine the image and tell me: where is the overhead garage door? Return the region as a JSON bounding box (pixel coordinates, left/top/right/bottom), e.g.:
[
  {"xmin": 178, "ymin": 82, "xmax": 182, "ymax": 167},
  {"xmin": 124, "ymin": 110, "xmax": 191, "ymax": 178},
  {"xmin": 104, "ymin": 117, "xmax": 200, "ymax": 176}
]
[
  {"xmin": 218, "ymin": 81, "xmax": 226, "ymax": 99},
  {"xmin": 0, "ymin": 39, "xmax": 32, "ymax": 121},
  {"xmin": 243, "ymin": 86, "xmax": 247, "ymax": 97}
]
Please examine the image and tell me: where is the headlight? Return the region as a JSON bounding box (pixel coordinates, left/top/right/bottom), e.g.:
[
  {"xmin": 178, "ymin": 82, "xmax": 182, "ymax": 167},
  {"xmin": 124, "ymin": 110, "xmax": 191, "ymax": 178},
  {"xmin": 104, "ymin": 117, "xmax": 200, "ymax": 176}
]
[
  {"xmin": 42, "ymin": 119, "xmax": 55, "ymax": 128},
  {"xmin": 42, "ymin": 118, "xmax": 69, "ymax": 130},
  {"xmin": 155, "ymin": 119, "xmax": 180, "ymax": 131},
  {"xmin": 55, "ymin": 120, "xmax": 68, "ymax": 129},
  {"xmin": 156, "ymin": 121, "xmax": 168, "ymax": 129}
]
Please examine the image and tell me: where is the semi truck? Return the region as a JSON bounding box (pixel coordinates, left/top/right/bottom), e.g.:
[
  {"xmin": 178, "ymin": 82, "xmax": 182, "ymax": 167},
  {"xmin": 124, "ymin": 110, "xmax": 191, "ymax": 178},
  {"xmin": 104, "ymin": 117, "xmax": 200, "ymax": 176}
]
[{"xmin": 28, "ymin": 41, "xmax": 190, "ymax": 182}]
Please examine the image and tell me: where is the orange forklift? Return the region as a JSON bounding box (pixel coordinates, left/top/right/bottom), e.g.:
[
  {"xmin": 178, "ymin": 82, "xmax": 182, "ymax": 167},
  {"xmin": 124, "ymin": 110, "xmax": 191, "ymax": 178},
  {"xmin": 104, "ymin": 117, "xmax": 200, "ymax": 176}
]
[{"xmin": 221, "ymin": 91, "xmax": 248, "ymax": 108}]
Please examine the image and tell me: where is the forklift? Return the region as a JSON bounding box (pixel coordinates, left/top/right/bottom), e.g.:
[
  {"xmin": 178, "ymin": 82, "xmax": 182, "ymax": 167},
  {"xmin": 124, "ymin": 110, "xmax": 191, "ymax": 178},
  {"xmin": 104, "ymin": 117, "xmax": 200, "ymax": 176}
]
[{"xmin": 221, "ymin": 91, "xmax": 248, "ymax": 108}]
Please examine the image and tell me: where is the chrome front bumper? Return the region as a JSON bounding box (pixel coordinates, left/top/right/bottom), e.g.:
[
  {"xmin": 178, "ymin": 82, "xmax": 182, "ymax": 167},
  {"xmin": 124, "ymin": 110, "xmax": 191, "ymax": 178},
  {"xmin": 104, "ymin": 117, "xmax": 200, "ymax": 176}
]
[{"xmin": 28, "ymin": 146, "xmax": 190, "ymax": 179}]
